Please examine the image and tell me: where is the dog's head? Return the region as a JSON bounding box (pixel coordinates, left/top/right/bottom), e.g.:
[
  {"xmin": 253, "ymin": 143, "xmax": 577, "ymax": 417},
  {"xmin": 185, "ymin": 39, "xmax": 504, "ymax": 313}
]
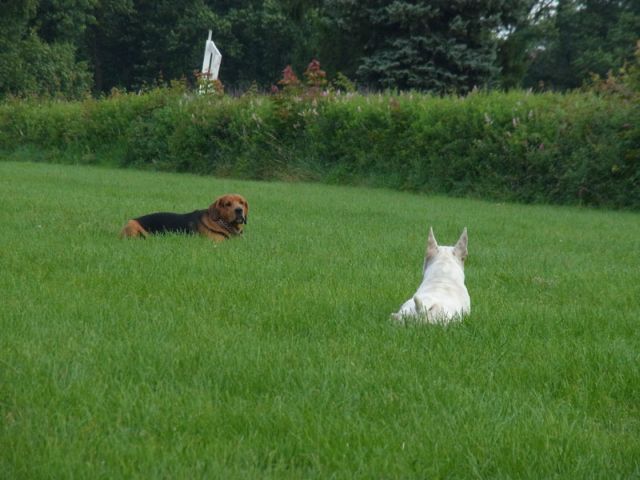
[
  {"xmin": 423, "ymin": 227, "xmax": 468, "ymax": 272},
  {"xmin": 208, "ymin": 194, "xmax": 249, "ymax": 231}
]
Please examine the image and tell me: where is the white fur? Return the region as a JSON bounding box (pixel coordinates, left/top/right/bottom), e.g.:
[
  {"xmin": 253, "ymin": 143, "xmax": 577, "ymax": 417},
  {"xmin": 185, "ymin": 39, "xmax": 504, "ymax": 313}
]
[{"xmin": 392, "ymin": 227, "xmax": 470, "ymax": 324}]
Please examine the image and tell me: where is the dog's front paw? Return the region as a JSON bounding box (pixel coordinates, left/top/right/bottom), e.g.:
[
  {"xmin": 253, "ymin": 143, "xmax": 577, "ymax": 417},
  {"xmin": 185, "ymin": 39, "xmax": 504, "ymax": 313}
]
[{"xmin": 390, "ymin": 312, "xmax": 407, "ymax": 326}]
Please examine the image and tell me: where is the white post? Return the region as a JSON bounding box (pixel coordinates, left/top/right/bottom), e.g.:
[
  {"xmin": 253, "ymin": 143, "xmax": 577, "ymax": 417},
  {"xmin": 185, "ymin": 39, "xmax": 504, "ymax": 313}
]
[{"xmin": 201, "ymin": 30, "xmax": 222, "ymax": 81}]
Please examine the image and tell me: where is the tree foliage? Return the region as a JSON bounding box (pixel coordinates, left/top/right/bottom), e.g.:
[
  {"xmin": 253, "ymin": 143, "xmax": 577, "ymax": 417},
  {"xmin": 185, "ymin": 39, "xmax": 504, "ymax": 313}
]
[
  {"xmin": 0, "ymin": 0, "xmax": 92, "ymax": 98},
  {"xmin": 524, "ymin": 0, "xmax": 640, "ymax": 90},
  {"xmin": 321, "ymin": 0, "xmax": 530, "ymax": 93},
  {"xmin": 0, "ymin": 0, "xmax": 638, "ymax": 98}
]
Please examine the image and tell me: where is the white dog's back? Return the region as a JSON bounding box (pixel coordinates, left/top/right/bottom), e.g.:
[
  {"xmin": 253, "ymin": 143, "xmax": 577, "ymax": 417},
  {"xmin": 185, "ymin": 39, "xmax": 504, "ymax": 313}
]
[{"xmin": 392, "ymin": 227, "xmax": 470, "ymax": 324}]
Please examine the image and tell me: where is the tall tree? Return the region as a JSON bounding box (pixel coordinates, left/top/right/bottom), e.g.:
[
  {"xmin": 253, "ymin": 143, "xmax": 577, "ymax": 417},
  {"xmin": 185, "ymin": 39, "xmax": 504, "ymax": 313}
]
[
  {"xmin": 0, "ymin": 0, "xmax": 92, "ymax": 98},
  {"xmin": 83, "ymin": 0, "xmax": 134, "ymax": 92},
  {"xmin": 496, "ymin": 0, "xmax": 556, "ymax": 89},
  {"xmin": 83, "ymin": 0, "xmax": 321, "ymax": 92},
  {"xmin": 205, "ymin": 0, "xmax": 318, "ymax": 89},
  {"xmin": 319, "ymin": 0, "xmax": 525, "ymax": 93},
  {"xmin": 524, "ymin": 0, "xmax": 640, "ymax": 90}
]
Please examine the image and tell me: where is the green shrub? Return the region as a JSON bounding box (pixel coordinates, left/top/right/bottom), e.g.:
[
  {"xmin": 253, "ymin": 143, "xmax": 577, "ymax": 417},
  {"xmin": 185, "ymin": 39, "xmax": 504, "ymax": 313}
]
[{"xmin": 0, "ymin": 86, "xmax": 638, "ymax": 209}]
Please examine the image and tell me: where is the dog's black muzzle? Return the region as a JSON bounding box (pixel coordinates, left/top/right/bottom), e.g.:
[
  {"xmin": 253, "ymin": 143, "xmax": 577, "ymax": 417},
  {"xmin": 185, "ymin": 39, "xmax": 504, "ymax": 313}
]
[{"xmin": 235, "ymin": 208, "xmax": 247, "ymax": 224}]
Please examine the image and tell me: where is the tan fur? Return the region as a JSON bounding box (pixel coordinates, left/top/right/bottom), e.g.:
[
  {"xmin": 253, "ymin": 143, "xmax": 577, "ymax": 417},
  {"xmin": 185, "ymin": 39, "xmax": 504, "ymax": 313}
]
[
  {"xmin": 197, "ymin": 214, "xmax": 234, "ymax": 242},
  {"xmin": 207, "ymin": 194, "xmax": 249, "ymax": 235},
  {"xmin": 119, "ymin": 219, "xmax": 149, "ymax": 238}
]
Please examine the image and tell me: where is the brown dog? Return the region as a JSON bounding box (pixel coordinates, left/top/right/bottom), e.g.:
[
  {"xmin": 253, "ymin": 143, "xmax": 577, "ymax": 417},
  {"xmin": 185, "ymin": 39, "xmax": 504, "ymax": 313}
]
[{"xmin": 120, "ymin": 194, "xmax": 248, "ymax": 242}]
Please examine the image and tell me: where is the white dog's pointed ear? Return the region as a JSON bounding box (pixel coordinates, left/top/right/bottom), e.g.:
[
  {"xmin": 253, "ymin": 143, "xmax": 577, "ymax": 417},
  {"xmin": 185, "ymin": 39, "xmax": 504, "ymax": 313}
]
[
  {"xmin": 426, "ymin": 226, "xmax": 439, "ymax": 260},
  {"xmin": 454, "ymin": 227, "xmax": 468, "ymax": 261}
]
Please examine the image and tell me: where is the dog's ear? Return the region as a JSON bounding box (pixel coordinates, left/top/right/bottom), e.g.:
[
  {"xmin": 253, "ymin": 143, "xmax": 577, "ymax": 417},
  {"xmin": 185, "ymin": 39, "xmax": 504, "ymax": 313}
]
[
  {"xmin": 208, "ymin": 198, "xmax": 223, "ymax": 220},
  {"xmin": 454, "ymin": 227, "xmax": 468, "ymax": 261},
  {"xmin": 426, "ymin": 226, "xmax": 439, "ymax": 260}
]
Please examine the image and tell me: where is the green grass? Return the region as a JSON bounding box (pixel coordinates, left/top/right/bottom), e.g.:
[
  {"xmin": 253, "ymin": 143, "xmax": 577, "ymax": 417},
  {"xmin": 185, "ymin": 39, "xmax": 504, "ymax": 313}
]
[{"xmin": 1, "ymin": 160, "xmax": 639, "ymax": 479}]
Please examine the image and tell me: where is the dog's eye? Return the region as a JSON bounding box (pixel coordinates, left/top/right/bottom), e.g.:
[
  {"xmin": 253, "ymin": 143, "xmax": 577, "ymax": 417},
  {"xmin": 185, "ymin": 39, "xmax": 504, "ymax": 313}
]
[{"xmin": 225, "ymin": 202, "xmax": 231, "ymax": 207}]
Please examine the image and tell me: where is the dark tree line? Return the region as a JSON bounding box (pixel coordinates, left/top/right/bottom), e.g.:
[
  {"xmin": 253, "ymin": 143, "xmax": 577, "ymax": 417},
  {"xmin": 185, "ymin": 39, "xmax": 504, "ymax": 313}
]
[{"xmin": 0, "ymin": 0, "xmax": 638, "ymax": 98}]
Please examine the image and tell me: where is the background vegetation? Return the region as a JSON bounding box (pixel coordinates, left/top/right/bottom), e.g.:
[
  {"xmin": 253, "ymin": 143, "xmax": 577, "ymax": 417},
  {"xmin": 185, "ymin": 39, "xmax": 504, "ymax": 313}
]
[
  {"xmin": 1, "ymin": 161, "xmax": 639, "ymax": 478},
  {"xmin": 1, "ymin": 0, "xmax": 638, "ymax": 98},
  {"xmin": 1, "ymin": 66, "xmax": 638, "ymax": 209}
]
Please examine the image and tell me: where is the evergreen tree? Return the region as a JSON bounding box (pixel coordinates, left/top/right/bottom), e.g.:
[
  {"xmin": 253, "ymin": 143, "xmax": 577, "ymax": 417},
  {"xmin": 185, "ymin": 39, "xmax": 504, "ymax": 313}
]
[{"xmin": 320, "ymin": 0, "xmax": 522, "ymax": 93}]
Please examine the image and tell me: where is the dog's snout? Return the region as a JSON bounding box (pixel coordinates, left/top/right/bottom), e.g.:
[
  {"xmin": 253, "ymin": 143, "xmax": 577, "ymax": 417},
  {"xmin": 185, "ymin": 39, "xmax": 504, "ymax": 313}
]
[{"xmin": 234, "ymin": 207, "xmax": 244, "ymax": 215}]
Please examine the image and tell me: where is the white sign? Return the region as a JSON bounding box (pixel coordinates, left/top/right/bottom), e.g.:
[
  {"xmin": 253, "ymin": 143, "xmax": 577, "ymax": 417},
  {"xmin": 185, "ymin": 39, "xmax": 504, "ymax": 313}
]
[{"xmin": 201, "ymin": 30, "xmax": 221, "ymax": 80}]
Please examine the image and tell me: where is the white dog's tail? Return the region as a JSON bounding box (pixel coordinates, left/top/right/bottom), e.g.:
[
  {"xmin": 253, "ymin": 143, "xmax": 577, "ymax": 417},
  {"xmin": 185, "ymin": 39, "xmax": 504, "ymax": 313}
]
[{"xmin": 414, "ymin": 296, "xmax": 444, "ymax": 322}]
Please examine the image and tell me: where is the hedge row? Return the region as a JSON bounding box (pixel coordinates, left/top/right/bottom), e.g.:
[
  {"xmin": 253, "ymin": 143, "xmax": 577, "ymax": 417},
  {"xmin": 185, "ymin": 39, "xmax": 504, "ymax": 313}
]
[{"xmin": 1, "ymin": 86, "xmax": 638, "ymax": 208}]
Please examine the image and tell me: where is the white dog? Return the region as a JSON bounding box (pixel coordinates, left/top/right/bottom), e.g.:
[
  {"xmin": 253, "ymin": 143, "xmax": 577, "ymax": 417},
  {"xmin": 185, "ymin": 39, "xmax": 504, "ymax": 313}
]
[{"xmin": 392, "ymin": 227, "xmax": 470, "ymax": 324}]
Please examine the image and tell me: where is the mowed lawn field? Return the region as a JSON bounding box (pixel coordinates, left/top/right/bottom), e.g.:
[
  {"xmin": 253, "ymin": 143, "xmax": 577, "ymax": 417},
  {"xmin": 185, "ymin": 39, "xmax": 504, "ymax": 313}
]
[{"xmin": 1, "ymin": 160, "xmax": 639, "ymax": 479}]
